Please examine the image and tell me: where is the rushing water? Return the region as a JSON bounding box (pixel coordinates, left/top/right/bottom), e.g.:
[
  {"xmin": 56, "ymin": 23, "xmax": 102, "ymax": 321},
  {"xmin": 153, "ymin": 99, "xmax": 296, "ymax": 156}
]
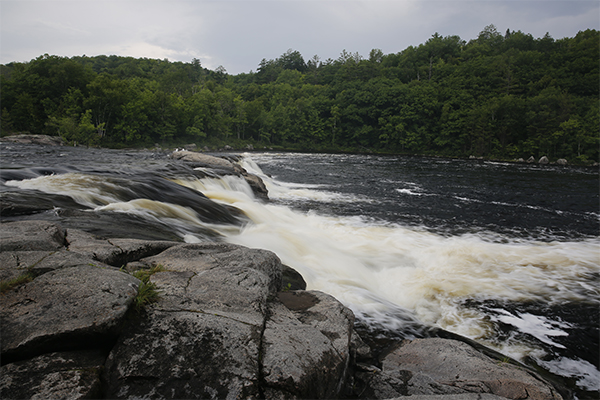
[{"xmin": 1, "ymin": 143, "xmax": 599, "ymax": 398}]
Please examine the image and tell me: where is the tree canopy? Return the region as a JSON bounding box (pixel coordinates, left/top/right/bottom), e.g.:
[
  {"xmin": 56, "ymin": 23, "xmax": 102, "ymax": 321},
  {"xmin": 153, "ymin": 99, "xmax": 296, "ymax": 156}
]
[{"xmin": 1, "ymin": 26, "xmax": 598, "ymax": 163}]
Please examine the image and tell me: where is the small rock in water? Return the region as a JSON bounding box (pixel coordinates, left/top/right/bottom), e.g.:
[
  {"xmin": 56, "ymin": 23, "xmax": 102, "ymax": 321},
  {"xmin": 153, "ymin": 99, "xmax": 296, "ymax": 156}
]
[{"xmin": 556, "ymin": 158, "xmax": 568, "ymax": 165}]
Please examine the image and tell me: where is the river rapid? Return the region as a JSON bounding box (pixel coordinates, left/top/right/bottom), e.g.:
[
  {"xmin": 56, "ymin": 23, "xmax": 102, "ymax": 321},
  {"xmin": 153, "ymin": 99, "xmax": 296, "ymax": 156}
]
[{"xmin": 1, "ymin": 143, "xmax": 599, "ymax": 398}]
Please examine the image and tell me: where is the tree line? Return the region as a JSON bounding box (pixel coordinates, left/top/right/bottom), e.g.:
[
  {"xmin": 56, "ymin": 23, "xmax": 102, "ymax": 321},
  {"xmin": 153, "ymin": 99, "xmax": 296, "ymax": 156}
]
[{"xmin": 1, "ymin": 25, "xmax": 598, "ymax": 163}]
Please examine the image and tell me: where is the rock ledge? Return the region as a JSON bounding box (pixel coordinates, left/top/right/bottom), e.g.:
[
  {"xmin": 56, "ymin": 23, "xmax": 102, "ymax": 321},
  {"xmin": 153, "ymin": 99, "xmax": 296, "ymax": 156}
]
[{"xmin": 0, "ymin": 220, "xmax": 565, "ymax": 399}]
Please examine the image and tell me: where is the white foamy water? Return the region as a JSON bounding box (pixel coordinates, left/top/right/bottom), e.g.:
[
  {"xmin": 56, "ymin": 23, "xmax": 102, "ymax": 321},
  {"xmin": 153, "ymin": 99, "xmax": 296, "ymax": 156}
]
[
  {"xmin": 177, "ymin": 160, "xmax": 600, "ymax": 339},
  {"xmin": 5, "ymin": 173, "xmax": 127, "ymax": 207}
]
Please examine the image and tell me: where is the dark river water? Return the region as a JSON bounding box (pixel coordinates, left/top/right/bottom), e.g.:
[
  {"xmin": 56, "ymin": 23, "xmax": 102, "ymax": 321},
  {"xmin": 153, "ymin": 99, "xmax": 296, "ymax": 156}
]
[{"xmin": 1, "ymin": 143, "xmax": 598, "ymax": 398}]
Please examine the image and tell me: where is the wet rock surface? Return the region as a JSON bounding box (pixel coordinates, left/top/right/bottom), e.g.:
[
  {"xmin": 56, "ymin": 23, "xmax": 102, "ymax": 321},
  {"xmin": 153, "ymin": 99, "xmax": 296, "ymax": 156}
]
[
  {"xmin": 0, "ymin": 220, "xmax": 565, "ymax": 399},
  {"xmin": 170, "ymin": 149, "xmax": 269, "ymax": 200}
]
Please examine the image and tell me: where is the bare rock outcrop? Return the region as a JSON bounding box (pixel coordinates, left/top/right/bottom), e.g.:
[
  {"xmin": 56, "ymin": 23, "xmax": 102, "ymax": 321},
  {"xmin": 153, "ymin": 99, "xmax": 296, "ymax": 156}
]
[
  {"xmin": 0, "ymin": 220, "xmax": 66, "ymax": 251},
  {"xmin": 362, "ymin": 337, "xmax": 563, "ymax": 399},
  {"xmin": 0, "ymin": 350, "xmax": 105, "ymax": 400},
  {"xmin": 0, "ymin": 220, "xmax": 565, "ymax": 399},
  {"xmin": 0, "ymin": 221, "xmax": 355, "ymax": 399},
  {"xmin": 0, "ymin": 264, "xmax": 139, "ymax": 362}
]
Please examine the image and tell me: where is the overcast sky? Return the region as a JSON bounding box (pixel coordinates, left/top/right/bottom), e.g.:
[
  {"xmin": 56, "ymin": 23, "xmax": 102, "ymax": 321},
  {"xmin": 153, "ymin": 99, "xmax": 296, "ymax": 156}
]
[{"xmin": 1, "ymin": 0, "xmax": 598, "ymax": 75}]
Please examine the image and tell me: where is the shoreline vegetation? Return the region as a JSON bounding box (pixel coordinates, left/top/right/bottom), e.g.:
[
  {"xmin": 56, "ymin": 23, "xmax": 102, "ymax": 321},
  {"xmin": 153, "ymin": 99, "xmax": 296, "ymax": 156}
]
[{"xmin": 1, "ymin": 26, "xmax": 598, "ymax": 166}]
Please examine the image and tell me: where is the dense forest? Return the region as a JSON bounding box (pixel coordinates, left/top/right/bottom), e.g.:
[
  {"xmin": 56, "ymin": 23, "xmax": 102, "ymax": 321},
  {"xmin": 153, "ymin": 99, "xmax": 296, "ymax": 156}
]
[{"xmin": 1, "ymin": 25, "xmax": 598, "ymax": 163}]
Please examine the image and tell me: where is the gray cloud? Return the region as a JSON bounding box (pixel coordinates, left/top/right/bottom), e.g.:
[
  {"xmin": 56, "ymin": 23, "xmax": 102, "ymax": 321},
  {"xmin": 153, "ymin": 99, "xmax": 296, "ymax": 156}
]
[{"xmin": 1, "ymin": 0, "xmax": 598, "ymax": 74}]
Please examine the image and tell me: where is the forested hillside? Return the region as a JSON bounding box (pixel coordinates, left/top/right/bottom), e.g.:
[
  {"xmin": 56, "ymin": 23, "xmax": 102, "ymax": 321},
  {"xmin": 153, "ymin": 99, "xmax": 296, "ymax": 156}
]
[{"xmin": 1, "ymin": 25, "xmax": 598, "ymax": 162}]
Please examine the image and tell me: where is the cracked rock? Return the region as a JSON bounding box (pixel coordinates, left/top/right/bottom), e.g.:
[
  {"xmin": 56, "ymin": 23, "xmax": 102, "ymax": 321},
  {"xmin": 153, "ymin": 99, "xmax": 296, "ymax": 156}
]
[{"xmin": 0, "ymin": 264, "xmax": 140, "ymax": 362}]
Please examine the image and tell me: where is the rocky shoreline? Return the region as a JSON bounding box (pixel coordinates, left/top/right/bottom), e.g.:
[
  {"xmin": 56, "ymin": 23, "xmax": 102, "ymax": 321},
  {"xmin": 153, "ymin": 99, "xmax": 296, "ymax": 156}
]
[
  {"xmin": 0, "ymin": 142, "xmax": 568, "ymax": 399},
  {"xmin": 0, "ymin": 220, "xmax": 566, "ymax": 399}
]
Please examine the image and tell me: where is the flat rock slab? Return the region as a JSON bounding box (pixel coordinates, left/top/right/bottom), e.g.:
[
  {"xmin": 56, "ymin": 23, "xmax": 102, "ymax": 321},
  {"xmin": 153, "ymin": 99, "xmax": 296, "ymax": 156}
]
[
  {"xmin": 151, "ymin": 268, "xmax": 270, "ymax": 325},
  {"xmin": 0, "ymin": 250, "xmax": 112, "ymax": 282},
  {"xmin": 66, "ymin": 228, "xmax": 179, "ymax": 267},
  {"xmin": 380, "ymin": 337, "xmax": 562, "ymax": 400},
  {"xmin": 0, "ymin": 264, "xmax": 139, "ymax": 360},
  {"xmin": 0, "ymin": 134, "xmax": 65, "ymax": 146},
  {"xmin": 0, "ymin": 350, "xmax": 105, "ymax": 400},
  {"xmin": 0, "ymin": 220, "xmax": 66, "ymax": 251}
]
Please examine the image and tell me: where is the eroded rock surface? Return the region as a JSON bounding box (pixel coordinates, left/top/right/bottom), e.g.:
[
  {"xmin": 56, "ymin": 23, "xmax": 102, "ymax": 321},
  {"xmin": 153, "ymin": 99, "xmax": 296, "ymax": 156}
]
[
  {"xmin": 0, "ymin": 264, "xmax": 139, "ymax": 361},
  {"xmin": 362, "ymin": 337, "xmax": 563, "ymax": 400},
  {"xmin": 105, "ymin": 243, "xmax": 354, "ymax": 399},
  {"xmin": 0, "ymin": 350, "xmax": 105, "ymax": 400},
  {"xmin": 0, "ymin": 220, "xmax": 66, "ymax": 251},
  {"xmin": 0, "ymin": 220, "xmax": 564, "ymax": 400}
]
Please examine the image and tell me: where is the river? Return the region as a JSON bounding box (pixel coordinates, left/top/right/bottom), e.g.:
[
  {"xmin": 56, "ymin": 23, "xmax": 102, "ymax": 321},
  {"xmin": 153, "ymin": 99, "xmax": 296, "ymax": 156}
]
[{"xmin": 1, "ymin": 143, "xmax": 598, "ymax": 398}]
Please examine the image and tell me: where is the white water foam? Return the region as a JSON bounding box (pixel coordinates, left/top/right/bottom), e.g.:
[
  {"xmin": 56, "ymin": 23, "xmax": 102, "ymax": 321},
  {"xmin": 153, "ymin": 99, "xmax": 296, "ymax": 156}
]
[
  {"xmin": 490, "ymin": 309, "xmax": 571, "ymax": 348},
  {"xmin": 5, "ymin": 173, "xmax": 126, "ymax": 207},
  {"xmin": 185, "ymin": 162, "xmax": 600, "ymax": 349},
  {"xmin": 239, "ymin": 156, "xmax": 373, "ymax": 204},
  {"xmin": 538, "ymin": 357, "xmax": 600, "ymax": 391}
]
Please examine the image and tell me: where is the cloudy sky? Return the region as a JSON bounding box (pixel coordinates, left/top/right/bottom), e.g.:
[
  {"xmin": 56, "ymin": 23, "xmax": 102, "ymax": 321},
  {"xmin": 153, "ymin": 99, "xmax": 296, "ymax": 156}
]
[{"xmin": 1, "ymin": 0, "xmax": 598, "ymax": 74}]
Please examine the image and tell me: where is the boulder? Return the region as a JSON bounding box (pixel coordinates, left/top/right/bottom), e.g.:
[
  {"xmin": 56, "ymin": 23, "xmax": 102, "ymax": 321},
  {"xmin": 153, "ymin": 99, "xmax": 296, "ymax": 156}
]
[
  {"xmin": 135, "ymin": 242, "xmax": 282, "ymax": 295},
  {"xmin": 281, "ymin": 263, "xmax": 307, "ymax": 290},
  {"xmin": 0, "ymin": 264, "xmax": 140, "ymax": 361},
  {"xmin": 105, "ymin": 243, "xmax": 355, "ymax": 399},
  {"xmin": 0, "ymin": 249, "xmax": 112, "ymax": 282},
  {"xmin": 242, "ymin": 170, "xmax": 269, "ymax": 201},
  {"xmin": 262, "ymin": 290, "xmax": 354, "ymax": 399},
  {"xmin": 363, "ymin": 337, "xmax": 562, "ymax": 399},
  {"xmin": 0, "ymin": 350, "xmax": 105, "ymax": 400},
  {"xmin": 557, "ymin": 158, "xmax": 568, "ymax": 166},
  {"xmin": 539, "ymin": 156, "xmax": 549, "ymax": 164},
  {"xmin": 104, "ymin": 310, "xmax": 261, "ymax": 399},
  {"xmin": 170, "ymin": 150, "xmax": 237, "ymax": 173},
  {"xmin": 527, "ymin": 156, "xmax": 535, "ymax": 163}
]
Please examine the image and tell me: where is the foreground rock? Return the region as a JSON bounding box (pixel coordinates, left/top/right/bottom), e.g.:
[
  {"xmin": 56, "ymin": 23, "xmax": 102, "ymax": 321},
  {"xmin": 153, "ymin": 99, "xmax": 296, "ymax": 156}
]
[
  {"xmin": 361, "ymin": 338, "xmax": 563, "ymax": 399},
  {"xmin": 0, "ymin": 221, "xmax": 354, "ymax": 399},
  {"xmin": 0, "ymin": 220, "xmax": 565, "ymax": 399},
  {"xmin": 0, "ymin": 350, "xmax": 105, "ymax": 400},
  {"xmin": 1, "ymin": 265, "xmax": 139, "ymax": 362}
]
